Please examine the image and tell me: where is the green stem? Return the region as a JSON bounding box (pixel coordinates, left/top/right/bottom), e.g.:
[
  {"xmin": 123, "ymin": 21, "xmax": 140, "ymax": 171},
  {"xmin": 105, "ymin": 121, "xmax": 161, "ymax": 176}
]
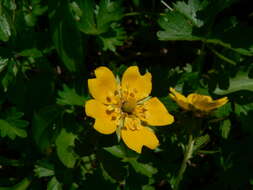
[
  {"xmin": 123, "ymin": 12, "xmax": 166, "ymax": 17},
  {"xmin": 174, "ymin": 134, "xmax": 195, "ymax": 190},
  {"xmin": 208, "ymin": 46, "xmax": 237, "ymax": 65}
]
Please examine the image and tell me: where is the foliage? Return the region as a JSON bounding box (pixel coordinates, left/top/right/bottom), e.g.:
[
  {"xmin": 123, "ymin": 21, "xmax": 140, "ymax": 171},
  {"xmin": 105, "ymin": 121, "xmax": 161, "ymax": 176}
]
[{"xmin": 0, "ymin": 0, "xmax": 253, "ymax": 189}]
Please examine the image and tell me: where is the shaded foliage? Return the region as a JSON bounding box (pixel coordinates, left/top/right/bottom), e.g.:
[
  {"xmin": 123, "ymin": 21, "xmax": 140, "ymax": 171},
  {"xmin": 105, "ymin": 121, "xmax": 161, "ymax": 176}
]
[{"xmin": 0, "ymin": 0, "xmax": 253, "ymax": 189}]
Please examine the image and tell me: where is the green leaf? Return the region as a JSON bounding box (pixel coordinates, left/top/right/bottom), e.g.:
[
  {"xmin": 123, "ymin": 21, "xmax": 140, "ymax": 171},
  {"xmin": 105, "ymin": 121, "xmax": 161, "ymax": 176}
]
[
  {"xmin": 128, "ymin": 160, "xmax": 157, "ymax": 178},
  {"xmin": 96, "ymin": 0, "xmax": 124, "ymax": 33},
  {"xmin": 47, "ymin": 177, "xmax": 62, "ymax": 190},
  {"xmin": 0, "ymin": 108, "xmax": 28, "ymax": 140},
  {"xmin": 234, "ymin": 103, "xmax": 253, "ymax": 116},
  {"xmin": 3, "ymin": 0, "xmax": 17, "ymax": 10},
  {"xmin": 74, "ymin": 0, "xmax": 98, "ymax": 34},
  {"xmin": 18, "ymin": 48, "xmax": 43, "ymax": 58},
  {"xmin": 194, "ymin": 134, "xmax": 210, "ymax": 151},
  {"xmin": 34, "ymin": 165, "xmax": 55, "ymax": 178},
  {"xmin": 125, "ymin": 166, "xmax": 148, "ymax": 190},
  {"xmin": 57, "ymin": 84, "xmax": 86, "ymax": 106},
  {"xmin": 1, "ymin": 59, "xmax": 17, "ymax": 92},
  {"xmin": 214, "ymin": 102, "xmax": 232, "ymax": 117},
  {"xmin": 97, "ymin": 149, "xmax": 127, "ymax": 181},
  {"xmin": 174, "ymin": 0, "xmax": 207, "ymax": 27},
  {"xmin": 32, "ymin": 105, "xmax": 63, "ymax": 151},
  {"xmin": 220, "ymin": 119, "xmax": 231, "ymax": 139},
  {"xmin": 158, "ymin": 0, "xmax": 253, "ymax": 55},
  {"xmin": 0, "ymin": 178, "xmax": 31, "ymax": 190},
  {"xmin": 214, "ymin": 71, "xmax": 253, "ymax": 95},
  {"xmin": 49, "ymin": 1, "xmax": 84, "ymax": 72},
  {"xmin": 104, "ymin": 145, "xmax": 125, "ymax": 158},
  {"xmin": 55, "ymin": 128, "xmax": 78, "ymax": 168},
  {"xmin": 75, "ymin": 0, "xmax": 123, "ymax": 35},
  {"xmin": 99, "ymin": 23, "xmax": 126, "ymax": 52},
  {"xmin": 0, "ymin": 57, "xmax": 8, "ymax": 72},
  {"xmin": 5, "ymin": 107, "xmax": 29, "ymax": 128},
  {"xmin": 0, "ymin": 14, "xmax": 11, "ymax": 42},
  {"xmin": 0, "ymin": 120, "xmax": 27, "ymax": 140},
  {"xmin": 157, "ymin": 11, "xmax": 200, "ymax": 41}
]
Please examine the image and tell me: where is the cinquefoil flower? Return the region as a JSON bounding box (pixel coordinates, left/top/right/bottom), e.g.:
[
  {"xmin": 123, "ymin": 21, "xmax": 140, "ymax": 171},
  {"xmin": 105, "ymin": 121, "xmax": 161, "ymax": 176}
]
[
  {"xmin": 85, "ymin": 66, "xmax": 174, "ymax": 153},
  {"xmin": 169, "ymin": 88, "xmax": 228, "ymax": 116}
]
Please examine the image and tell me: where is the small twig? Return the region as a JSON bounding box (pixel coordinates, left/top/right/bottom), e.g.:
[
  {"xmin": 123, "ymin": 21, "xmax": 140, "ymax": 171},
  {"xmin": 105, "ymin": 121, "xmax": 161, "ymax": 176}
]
[{"xmin": 161, "ymin": 0, "xmax": 173, "ymax": 11}]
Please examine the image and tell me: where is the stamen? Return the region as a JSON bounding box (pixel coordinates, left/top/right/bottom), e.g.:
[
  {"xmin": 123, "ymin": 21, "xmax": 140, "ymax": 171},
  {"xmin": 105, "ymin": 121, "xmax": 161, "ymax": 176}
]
[
  {"xmin": 114, "ymin": 90, "xmax": 119, "ymax": 96},
  {"xmin": 106, "ymin": 96, "xmax": 111, "ymax": 103},
  {"xmin": 106, "ymin": 109, "xmax": 114, "ymax": 115},
  {"xmin": 111, "ymin": 116, "xmax": 117, "ymax": 121},
  {"xmin": 130, "ymin": 92, "xmax": 135, "ymax": 98}
]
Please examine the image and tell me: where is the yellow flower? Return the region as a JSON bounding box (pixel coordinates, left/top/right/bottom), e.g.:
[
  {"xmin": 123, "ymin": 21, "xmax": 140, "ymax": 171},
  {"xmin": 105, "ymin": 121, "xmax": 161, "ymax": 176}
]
[
  {"xmin": 85, "ymin": 66, "xmax": 174, "ymax": 153},
  {"xmin": 169, "ymin": 88, "xmax": 228, "ymax": 116}
]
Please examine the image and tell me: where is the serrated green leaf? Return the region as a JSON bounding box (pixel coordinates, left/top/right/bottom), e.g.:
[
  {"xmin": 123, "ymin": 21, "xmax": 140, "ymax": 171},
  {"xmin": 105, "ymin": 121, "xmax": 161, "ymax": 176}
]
[
  {"xmin": 174, "ymin": 0, "xmax": 206, "ymax": 27},
  {"xmin": 0, "ymin": 14, "xmax": 11, "ymax": 42},
  {"xmin": 220, "ymin": 119, "xmax": 231, "ymax": 139},
  {"xmin": 157, "ymin": 11, "xmax": 200, "ymax": 41},
  {"xmin": 99, "ymin": 23, "xmax": 126, "ymax": 52},
  {"xmin": 75, "ymin": 0, "xmax": 123, "ymax": 35},
  {"xmin": 158, "ymin": 0, "xmax": 253, "ymax": 55},
  {"xmin": 47, "ymin": 177, "xmax": 62, "ymax": 190},
  {"xmin": 55, "ymin": 128, "xmax": 78, "ymax": 168},
  {"xmin": 57, "ymin": 84, "xmax": 86, "ymax": 106},
  {"xmin": 34, "ymin": 165, "xmax": 55, "ymax": 178},
  {"xmin": 0, "ymin": 120, "xmax": 27, "ymax": 140},
  {"xmin": 5, "ymin": 107, "xmax": 29, "ymax": 128},
  {"xmin": 96, "ymin": 0, "xmax": 123, "ymax": 33},
  {"xmin": 214, "ymin": 71, "xmax": 253, "ymax": 95},
  {"xmin": 0, "ymin": 108, "xmax": 28, "ymax": 140}
]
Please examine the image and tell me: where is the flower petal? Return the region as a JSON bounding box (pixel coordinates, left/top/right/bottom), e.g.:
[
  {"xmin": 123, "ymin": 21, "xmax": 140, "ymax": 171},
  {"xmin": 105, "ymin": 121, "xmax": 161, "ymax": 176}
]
[
  {"xmin": 135, "ymin": 97, "xmax": 174, "ymax": 126},
  {"xmin": 187, "ymin": 94, "xmax": 228, "ymax": 111},
  {"xmin": 187, "ymin": 93, "xmax": 212, "ymax": 111},
  {"xmin": 121, "ymin": 66, "xmax": 152, "ymax": 101},
  {"xmin": 121, "ymin": 117, "xmax": 159, "ymax": 153},
  {"xmin": 169, "ymin": 88, "xmax": 189, "ymax": 110},
  {"xmin": 85, "ymin": 99, "xmax": 118, "ymax": 134},
  {"xmin": 88, "ymin": 67, "xmax": 117, "ymax": 104}
]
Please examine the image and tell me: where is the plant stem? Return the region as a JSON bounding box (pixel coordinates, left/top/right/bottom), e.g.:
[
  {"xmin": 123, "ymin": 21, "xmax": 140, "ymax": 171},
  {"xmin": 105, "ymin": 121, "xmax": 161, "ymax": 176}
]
[{"xmin": 174, "ymin": 134, "xmax": 195, "ymax": 190}]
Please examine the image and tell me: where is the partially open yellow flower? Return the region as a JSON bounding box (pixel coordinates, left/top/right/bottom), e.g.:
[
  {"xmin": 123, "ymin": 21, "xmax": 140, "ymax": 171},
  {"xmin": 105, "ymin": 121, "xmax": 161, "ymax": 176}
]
[
  {"xmin": 169, "ymin": 88, "xmax": 228, "ymax": 116},
  {"xmin": 85, "ymin": 66, "xmax": 174, "ymax": 153}
]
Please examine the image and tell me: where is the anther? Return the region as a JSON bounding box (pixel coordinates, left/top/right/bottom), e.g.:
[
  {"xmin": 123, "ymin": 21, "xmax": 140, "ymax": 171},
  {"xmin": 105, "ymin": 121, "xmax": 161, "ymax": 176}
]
[
  {"xmin": 106, "ymin": 97, "xmax": 112, "ymax": 102},
  {"xmin": 111, "ymin": 116, "xmax": 117, "ymax": 121}
]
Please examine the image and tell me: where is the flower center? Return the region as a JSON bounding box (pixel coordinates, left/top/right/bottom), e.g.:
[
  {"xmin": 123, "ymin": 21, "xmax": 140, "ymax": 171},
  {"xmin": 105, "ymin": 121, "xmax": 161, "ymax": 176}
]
[{"xmin": 122, "ymin": 98, "xmax": 137, "ymax": 114}]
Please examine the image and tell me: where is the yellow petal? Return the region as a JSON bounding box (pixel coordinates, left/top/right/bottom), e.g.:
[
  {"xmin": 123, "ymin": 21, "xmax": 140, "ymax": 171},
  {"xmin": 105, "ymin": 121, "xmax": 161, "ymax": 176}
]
[
  {"xmin": 187, "ymin": 94, "xmax": 228, "ymax": 112},
  {"xmin": 169, "ymin": 88, "xmax": 189, "ymax": 110},
  {"xmin": 88, "ymin": 67, "xmax": 117, "ymax": 104},
  {"xmin": 121, "ymin": 66, "xmax": 152, "ymax": 101},
  {"xmin": 121, "ymin": 117, "xmax": 159, "ymax": 153},
  {"xmin": 135, "ymin": 97, "xmax": 174, "ymax": 126},
  {"xmin": 213, "ymin": 97, "xmax": 229, "ymax": 108},
  {"xmin": 85, "ymin": 99, "xmax": 118, "ymax": 134}
]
